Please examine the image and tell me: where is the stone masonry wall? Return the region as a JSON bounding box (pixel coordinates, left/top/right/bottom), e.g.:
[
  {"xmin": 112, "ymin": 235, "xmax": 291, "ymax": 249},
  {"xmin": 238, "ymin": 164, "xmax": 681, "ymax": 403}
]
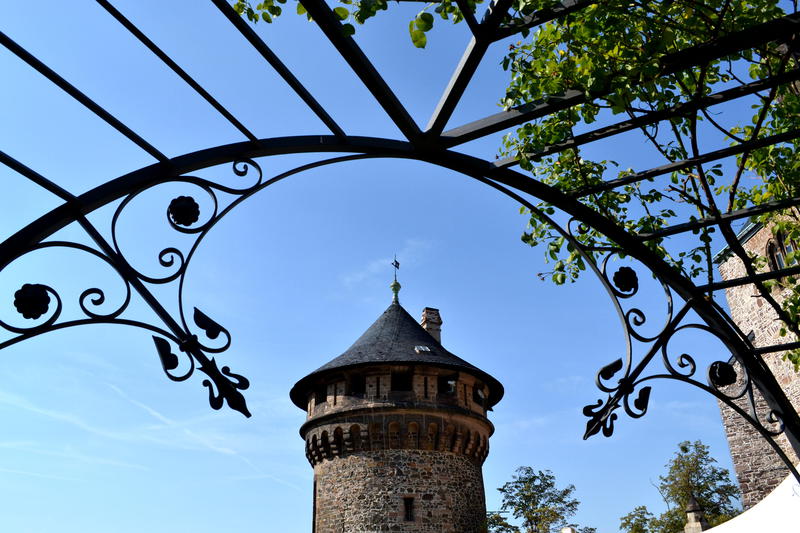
[
  {"xmin": 313, "ymin": 449, "xmax": 486, "ymax": 533},
  {"xmin": 717, "ymin": 224, "xmax": 800, "ymax": 508}
]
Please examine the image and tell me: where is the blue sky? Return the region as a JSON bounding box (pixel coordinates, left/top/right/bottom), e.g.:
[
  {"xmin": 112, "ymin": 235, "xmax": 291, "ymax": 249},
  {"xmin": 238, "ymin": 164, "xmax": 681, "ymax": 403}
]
[{"xmin": 0, "ymin": 1, "xmax": 757, "ymax": 531}]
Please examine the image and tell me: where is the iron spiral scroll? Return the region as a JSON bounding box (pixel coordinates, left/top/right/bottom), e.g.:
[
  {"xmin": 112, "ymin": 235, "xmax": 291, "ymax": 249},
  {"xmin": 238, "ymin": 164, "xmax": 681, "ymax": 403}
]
[
  {"xmin": 0, "ymin": 159, "xmax": 272, "ymax": 418},
  {"xmin": 570, "ymin": 220, "xmax": 800, "ymax": 481}
]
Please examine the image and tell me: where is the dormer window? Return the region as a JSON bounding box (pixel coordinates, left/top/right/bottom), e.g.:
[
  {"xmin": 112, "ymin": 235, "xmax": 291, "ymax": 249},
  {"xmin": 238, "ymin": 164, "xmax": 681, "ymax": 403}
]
[{"xmin": 414, "ymin": 345, "xmax": 430, "ymax": 354}]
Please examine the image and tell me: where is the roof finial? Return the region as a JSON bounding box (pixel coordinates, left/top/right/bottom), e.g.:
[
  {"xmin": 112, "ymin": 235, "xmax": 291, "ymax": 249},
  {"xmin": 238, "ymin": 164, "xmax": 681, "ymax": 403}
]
[{"xmin": 390, "ymin": 255, "xmax": 401, "ymax": 302}]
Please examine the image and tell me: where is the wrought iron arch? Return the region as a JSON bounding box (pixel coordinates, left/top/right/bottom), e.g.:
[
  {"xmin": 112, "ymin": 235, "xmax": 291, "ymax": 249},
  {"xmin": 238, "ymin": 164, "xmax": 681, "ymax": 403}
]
[{"xmin": 3, "ymin": 0, "xmax": 800, "ymax": 484}]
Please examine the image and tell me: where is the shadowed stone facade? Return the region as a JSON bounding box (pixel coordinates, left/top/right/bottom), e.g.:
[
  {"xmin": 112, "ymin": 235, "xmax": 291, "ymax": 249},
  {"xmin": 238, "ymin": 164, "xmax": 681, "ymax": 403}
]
[
  {"xmin": 290, "ymin": 297, "xmax": 502, "ymax": 533},
  {"xmin": 716, "ymin": 222, "xmax": 800, "ymax": 508}
]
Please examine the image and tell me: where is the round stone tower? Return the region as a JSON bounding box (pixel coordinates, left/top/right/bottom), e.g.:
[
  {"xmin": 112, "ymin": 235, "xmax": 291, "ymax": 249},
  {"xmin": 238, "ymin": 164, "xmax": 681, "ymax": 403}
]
[{"xmin": 290, "ymin": 286, "xmax": 503, "ymax": 533}]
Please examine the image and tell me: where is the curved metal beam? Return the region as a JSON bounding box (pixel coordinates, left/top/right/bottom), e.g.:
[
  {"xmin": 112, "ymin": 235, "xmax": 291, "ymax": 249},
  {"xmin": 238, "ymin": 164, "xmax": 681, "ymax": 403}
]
[{"xmin": 2, "ymin": 134, "xmax": 798, "ymax": 460}]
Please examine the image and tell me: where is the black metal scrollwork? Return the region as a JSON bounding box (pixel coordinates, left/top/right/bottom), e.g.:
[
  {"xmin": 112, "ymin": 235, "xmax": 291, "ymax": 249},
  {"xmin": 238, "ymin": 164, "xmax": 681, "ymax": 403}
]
[
  {"xmin": 1, "ymin": 154, "xmax": 378, "ymax": 417},
  {"xmin": 0, "ymin": 159, "xmax": 268, "ymax": 417},
  {"xmin": 575, "ymin": 240, "xmax": 798, "ymax": 478}
]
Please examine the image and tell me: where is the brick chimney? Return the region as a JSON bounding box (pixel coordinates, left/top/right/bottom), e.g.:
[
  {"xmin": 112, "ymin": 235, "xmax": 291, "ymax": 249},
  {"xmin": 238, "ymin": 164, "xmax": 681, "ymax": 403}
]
[{"xmin": 420, "ymin": 307, "xmax": 442, "ymax": 343}]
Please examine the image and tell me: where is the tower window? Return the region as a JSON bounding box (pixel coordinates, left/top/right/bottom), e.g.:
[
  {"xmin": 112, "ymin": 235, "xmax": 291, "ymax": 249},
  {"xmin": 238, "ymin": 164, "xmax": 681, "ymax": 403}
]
[
  {"xmin": 473, "ymin": 386, "xmax": 486, "ymax": 407},
  {"xmin": 391, "ymin": 371, "xmax": 413, "ymax": 392},
  {"xmin": 349, "ymin": 374, "xmax": 366, "ymax": 397},
  {"xmin": 437, "ymin": 374, "xmax": 458, "ymax": 396},
  {"xmin": 403, "ymin": 497, "xmax": 415, "ymax": 521},
  {"xmin": 314, "ymin": 384, "xmax": 327, "ymax": 405}
]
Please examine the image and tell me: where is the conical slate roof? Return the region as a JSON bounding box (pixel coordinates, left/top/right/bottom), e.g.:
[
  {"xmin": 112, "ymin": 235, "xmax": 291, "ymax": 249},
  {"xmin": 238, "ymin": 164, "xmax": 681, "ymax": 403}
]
[
  {"xmin": 289, "ymin": 300, "xmax": 503, "ymax": 408},
  {"xmin": 685, "ymin": 493, "xmax": 703, "ymax": 512}
]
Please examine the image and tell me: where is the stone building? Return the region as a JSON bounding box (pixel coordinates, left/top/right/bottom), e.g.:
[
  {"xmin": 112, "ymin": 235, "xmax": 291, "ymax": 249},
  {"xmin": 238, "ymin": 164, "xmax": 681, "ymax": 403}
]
[
  {"xmin": 716, "ymin": 221, "xmax": 800, "ymax": 508},
  {"xmin": 290, "ymin": 282, "xmax": 503, "ymax": 533}
]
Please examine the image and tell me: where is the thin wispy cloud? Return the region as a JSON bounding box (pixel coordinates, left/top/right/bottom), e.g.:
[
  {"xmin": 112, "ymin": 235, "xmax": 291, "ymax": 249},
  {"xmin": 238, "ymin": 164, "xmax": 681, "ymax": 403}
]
[
  {"xmin": 0, "ymin": 440, "xmax": 38, "ymax": 449},
  {"xmin": 107, "ymin": 384, "xmax": 174, "ymax": 426},
  {"xmin": 107, "ymin": 383, "xmax": 301, "ymax": 490},
  {"xmin": 342, "ymin": 238, "xmax": 432, "ymax": 288},
  {"xmin": 230, "ymin": 456, "xmax": 303, "ymax": 491},
  {"xmin": 0, "ymin": 466, "xmax": 83, "ymax": 483},
  {"xmin": 0, "ymin": 389, "xmax": 135, "ymax": 441},
  {"xmin": 0, "ymin": 442, "xmax": 150, "ymax": 471},
  {"xmin": 107, "ymin": 383, "xmax": 236, "ymax": 455},
  {"xmin": 0, "ymin": 388, "xmax": 233, "ymax": 455}
]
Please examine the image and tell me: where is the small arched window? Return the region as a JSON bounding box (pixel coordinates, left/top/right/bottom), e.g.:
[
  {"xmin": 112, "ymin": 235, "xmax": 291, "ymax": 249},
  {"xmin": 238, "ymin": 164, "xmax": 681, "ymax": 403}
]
[
  {"xmin": 768, "ymin": 231, "xmax": 798, "ymax": 272},
  {"xmin": 768, "ymin": 240, "xmax": 786, "ymax": 271},
  {"xmin": 406, "ymin": 422, "xmax": 419, "ymax": 448},
  {"xmin": 388, "ymin": 421, "xmax": 401, "ymax": 449},
  {"xmin": 349, "ymin": 424, "xmax": 362, "ymax": 450},
  {"xmin": 333, "ymin": 427, "xmax": 344, "ymax": 455},
  {"xmin": 779, "ymin": 232, "xmax": 798, "ymax": 265}
]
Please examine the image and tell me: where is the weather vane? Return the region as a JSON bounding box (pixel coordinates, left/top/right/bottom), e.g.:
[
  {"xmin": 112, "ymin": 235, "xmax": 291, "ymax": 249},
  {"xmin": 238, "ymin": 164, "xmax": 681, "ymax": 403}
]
[{"xmin": 390, "ymin": 255, "xmax": 401, "ymax": 302}]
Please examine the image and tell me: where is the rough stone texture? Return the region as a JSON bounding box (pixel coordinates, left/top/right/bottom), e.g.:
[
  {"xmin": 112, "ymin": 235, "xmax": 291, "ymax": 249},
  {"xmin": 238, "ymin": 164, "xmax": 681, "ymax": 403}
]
[
  {"xmin": 313, "ymin": 450, "xmax": 486, "ymax": 533},
  {"xmin": 717, "ymin": 224, "xmax": 800, "ymax": 509}
]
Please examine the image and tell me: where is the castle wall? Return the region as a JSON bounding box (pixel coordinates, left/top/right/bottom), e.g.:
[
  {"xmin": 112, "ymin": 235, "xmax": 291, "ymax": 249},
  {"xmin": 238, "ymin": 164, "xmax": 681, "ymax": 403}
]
[
  {"xmin": 313, "ymin": 450, "xmax": 486, "ymax": 533},
  {"xmin": 717, "ymin": 225, "xmax": 800, "ymax": 508}
]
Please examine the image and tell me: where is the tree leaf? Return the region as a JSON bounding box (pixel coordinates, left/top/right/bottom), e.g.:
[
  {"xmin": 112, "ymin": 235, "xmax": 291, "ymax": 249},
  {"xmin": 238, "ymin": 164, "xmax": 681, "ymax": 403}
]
[
  {"xmin": 410, "ymin": 28, "xmax": 427, "ymax": 48},
  {"xmin": 333, "ymin": 6, "xmax": 349, "ymax": 20},
  {"xmin": 415, "ymin": 12, "xmax": 434, "ymax": 31}
]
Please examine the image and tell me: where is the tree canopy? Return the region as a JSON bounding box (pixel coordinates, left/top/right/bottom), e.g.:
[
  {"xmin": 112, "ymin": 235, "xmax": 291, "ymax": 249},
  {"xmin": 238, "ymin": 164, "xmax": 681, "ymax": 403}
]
[
  {"xmin": 487, "ymin": 467, "xmax": 595, "ymax": 533},
  {"xmin": 619, "ymin": 440, "xmax": 741, "ymax": 533}
]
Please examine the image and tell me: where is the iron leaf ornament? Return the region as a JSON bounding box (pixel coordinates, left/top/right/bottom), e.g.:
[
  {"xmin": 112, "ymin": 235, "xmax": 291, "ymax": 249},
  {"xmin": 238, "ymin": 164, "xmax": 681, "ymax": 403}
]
[
  {"xmin": 599, "ymin": 358, "xmax": 624, "ymax": 381},
  {"xmin": 150, "ymin": 306, "xmax": 250, "ymax": 417},
  {"xmin": 194, "ymin": 308, "xmax": 223, "ymax": 340},
  {"xmin": 200, "ymin": 359, "xmax": 251, "ymax": 417},
  {"xmin": 583, "ymin": 398, "xmax": 617, "ymax": 439}
]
